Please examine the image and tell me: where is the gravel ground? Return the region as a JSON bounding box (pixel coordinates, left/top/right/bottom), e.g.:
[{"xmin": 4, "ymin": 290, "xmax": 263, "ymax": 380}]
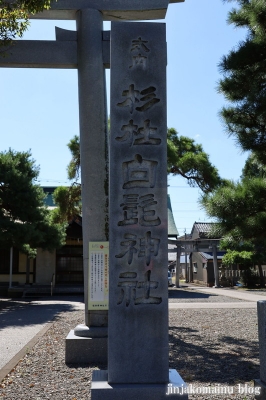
[
  {"xmin": 0, "ymin": 304, "xmax": 260, "ymax": 400},
  {"xmin": 237, "ymin": 288, "xmax": 266, "ymax": 297},
  {"xmin": 168, "ymin": 288, "xmax": 248, "ymax": 303},
  {"xmin": 169, "ymin": 309, "xmax": 259, "ymax": 399}
]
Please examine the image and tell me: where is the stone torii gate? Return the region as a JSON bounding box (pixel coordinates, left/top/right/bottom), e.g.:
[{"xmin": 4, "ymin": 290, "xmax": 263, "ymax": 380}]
[
  {"xmin": 0, "ymin": 0, "xmax": 184, "ymax": 361},
  {"xmin": 168, "ymin": 238, "xmax": 221, "ymax": 287}
]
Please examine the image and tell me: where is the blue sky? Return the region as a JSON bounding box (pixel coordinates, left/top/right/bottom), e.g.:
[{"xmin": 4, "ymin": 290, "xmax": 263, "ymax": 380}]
[{"xmin": 0, "ymin": 0, "xmax": 247, "ymax": 235}]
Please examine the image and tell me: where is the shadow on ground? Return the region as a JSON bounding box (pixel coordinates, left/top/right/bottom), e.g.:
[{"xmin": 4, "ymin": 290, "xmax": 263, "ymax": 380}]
[
  {"xmin": 169, "ymin": 324, "xmax": 259, "ymax": 384},
  {"xmin": 168, "ymin": 289, "xmax": 216, "ymax": 300},
  {"xmin": 0, "ymin": 295, "xmax": 84, "ymax": 330}
]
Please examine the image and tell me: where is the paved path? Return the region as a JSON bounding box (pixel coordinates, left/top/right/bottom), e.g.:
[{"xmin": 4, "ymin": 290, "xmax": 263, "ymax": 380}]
[
  {"xmin": 168, "ymin": 286, "xmax": 266, "ymax": 309},
  {"xmin": 0, "ymin": 296, "xmax": 84, "ymax": 372},
  {"xmin": 169, "ymin": 301, "xmax": 257, "ymax": 309},
  {"xmin": 188, "ymin": 286, "xmax": 266, "ymax": 302}
]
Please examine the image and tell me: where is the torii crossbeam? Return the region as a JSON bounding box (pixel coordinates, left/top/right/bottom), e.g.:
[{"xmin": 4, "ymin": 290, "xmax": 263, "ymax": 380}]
[{"xmin": 4, "ymin": 0, "xmax": 184, "ymax": 20}]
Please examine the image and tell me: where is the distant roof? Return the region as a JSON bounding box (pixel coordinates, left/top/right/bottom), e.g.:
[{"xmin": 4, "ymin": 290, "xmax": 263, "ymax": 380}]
[
  {"xmin": 191, "ymin": 221, "xmax": 217, "ymax": 239},
  {"xmin": 167, "ymin": 194, "xmax": 178, "ymax": 237},
  {"xmin": 67, "ymin": 216, "xmax": 82, "ymax": 239},
  {"xmin": 200, "ymin": 252, "xmax": 225, "ymax": 261}
]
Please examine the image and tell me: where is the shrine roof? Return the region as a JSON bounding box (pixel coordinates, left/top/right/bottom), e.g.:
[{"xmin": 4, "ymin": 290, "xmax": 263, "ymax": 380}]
[{"xmin": 168, "ymin": 194, "xmax": 178, "ymax": 238}]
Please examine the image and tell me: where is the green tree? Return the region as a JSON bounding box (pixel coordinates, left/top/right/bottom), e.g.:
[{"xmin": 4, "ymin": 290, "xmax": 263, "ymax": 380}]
[
  {"xmin": 0, "ymin": 149, "xmax": 66, "ymax": 256},
  {"xmin": 52, "ymin": 135, "xmax": 81, "ymax": 223},
  {"xmin": 200, "ymin": 1, "xmax": 266, "ymax": 287},
  {"xmin": 66, "ymin": 135, "xmax": 80, "ymax": 181},
  {"xmin": 52, "ymin": 184, "xmax": 81, "ymax": 223},
  {"xmin": 241, "ymin": 152, "xmax": 266, "ymax": 179},
  {"xmin": 201, "ymin": 175, "xmax": 266, "ymax": 286},
  {"xmin": 222, "ymin": 248, "xmax": 262, "ymax": 287},
  {"xmin": 0, "ymin": 0, "xmax": 51, "ymax": 46},
  {"xmin": 52, "ymin": 129, "xmax": 222, "ymax": 222},
  {"xmin": 167, "ymin": 128, "xmax": 223, "ymax": 193},
  {"xmin": 218, "ymin": 0, "xmax": 266, "ymax": 161}
]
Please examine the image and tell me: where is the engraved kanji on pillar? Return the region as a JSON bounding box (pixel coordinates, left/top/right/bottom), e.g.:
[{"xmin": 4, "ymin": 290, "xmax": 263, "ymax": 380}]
[{"xmin": 109, "ymin": 22, "xmax": 168, "ymax": 384}]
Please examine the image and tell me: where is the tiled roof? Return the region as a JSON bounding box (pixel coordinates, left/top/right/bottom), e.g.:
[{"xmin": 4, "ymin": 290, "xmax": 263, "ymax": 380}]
[
  {"xmin": 200, "ymin": 252, "xmax": 225, "ymax": 260},
  {"xmin": 167, "ymin": 194, "xmax": 178, "ymax": 237},
  {"xmin": 191, "ymin": 221, "xmax": 216, "ymax": 238}
]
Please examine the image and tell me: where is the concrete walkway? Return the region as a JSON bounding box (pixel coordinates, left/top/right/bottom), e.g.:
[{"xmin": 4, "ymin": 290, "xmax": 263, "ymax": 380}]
[
  {"xmin": 169, "ymin": 301, "xmax": 257, "ymax": 309},
  {"xmin": 188, "ymin": 286, "xmax": 266, "ymax": 302},
  {"xmin": 168, "ymin": 286, "xmax": 266, "ymax": 309},
  {"xmin": 0, "ymin": 296, "xmax": 84, "ymax": 379}
]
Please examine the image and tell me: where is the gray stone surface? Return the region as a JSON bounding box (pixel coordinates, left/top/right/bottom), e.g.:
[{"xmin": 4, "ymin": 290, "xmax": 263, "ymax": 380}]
[
  {"xmin": 65, "ymin": 330, "xmax": 107, "ymax": 364},
  {"xmin": 74, "ymin": 324, "xmax": 108, "ymax": 337},
  {"xmin": 257, "ymin": 300, "xmax": 266, "ymax": 384},
  {"xmin": 0, "ymin": 40, "xmax": 77, "ymax": 69},
  {"xmin": 91, "ymin": 369, "xmax": 188, "ymax": 399},
  {"xmin": 109, "ymin": 21, "xmax": 168, "ymax": 384},
  {"xmin": 22, "ymin": 0, "xmax": 185, "ymax": 21},
  {"xmin": 76, "ymin": 9, "xmax": 109, "ymax": 328},
  {"xmin": 254, "ymin": 379, "xmax": 266, "ymax": 399},
  {"xmin": 0, "ymin": 28, "xmax": 111, "ymax": 69}
]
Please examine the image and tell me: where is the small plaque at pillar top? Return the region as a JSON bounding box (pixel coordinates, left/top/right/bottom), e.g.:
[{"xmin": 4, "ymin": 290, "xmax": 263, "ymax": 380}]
[{"xmin": 109, "ymin": 21, "xmax": 168, "ymax": 384}]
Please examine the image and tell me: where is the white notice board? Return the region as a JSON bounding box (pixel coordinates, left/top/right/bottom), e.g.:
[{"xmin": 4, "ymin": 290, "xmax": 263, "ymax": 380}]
[{"xmin": 88, "ymin": 242, "xmax": 109, "ymax": 310}]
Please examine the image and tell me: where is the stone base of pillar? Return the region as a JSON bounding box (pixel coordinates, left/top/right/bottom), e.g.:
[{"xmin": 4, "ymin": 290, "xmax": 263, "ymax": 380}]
[
  {"xmin": 74, "ymin": 324, "xmax": 108, "ymax": 337},
  {"xmin": 91, "ymin": 369, "xmax": 188, "ymax": 399},
  {"xmin": 65, "ymin": 328, "xmax": 107, "ymax": 364},
  {"xmin": 254, "ymin": 379, "xmax": 266, "ymax": 399}
]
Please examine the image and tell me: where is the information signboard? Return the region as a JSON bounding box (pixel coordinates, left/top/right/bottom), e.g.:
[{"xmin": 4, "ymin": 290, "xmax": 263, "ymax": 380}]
[{"xmin": 88, "ymin": 242, "xmax": 109, "ymax": 310}]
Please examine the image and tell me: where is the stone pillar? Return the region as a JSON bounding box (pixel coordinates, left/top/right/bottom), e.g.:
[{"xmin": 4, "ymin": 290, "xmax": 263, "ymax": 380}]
[
  {"xmin": 255, "ymin": 300, "xmax": 266, "ymax": 399},
  {"xmin": 109, "ymin": 20, "xmax": 168, "ymax": 384},
  {"xmin": 175, "ymin": 246, "xmax": 181, "ymax": 288},
  {"xmin": 185, "ymin": 245, "xmax": 188, "ymax": 283},
  {"xmin": 91, "ymin": 20, "xmax": 188, "ymax": 400},
  {"xmin": 189, "ymin": 256, "xmax": 193, "ymax": 282},
  {"xmin": 77, "ymin": 8, "xmax": 109, "ymax": 328},
  {"xmin": 65, "ymin": 8, "xmax": 109, "ymax": 364},
  {"xmin": 212, "ymin": 244, "xmax": 220, "ymax": 288}
]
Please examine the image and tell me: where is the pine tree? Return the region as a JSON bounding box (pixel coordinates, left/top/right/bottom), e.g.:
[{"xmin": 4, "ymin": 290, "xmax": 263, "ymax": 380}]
[
  {"xmin": 200, "ymin": 1, "xmax": 266, "ymax": 287},
  {"xmin": 52, "ymin": 129, "xmax": 223, "ymax": 222},
  {"xmin": 0, "ymin": 149, "xmax": 66, "ymax": 255},
  {"xmin": 167, "ymin": 128, "xmax": 223, "ymax": 193},
  {"xmin": 201, "ymin": 162, "xmax": 266, "ymax": 287},
  {"xmin": 218, "ymin": 0, "xmax": 266, "ymax": 161}
]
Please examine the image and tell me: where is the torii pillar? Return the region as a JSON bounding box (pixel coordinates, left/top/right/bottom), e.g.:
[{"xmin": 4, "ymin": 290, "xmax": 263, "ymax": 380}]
[{"xmin": 0, "ymin": 0, "xmax": 184, "ymax": 363}]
